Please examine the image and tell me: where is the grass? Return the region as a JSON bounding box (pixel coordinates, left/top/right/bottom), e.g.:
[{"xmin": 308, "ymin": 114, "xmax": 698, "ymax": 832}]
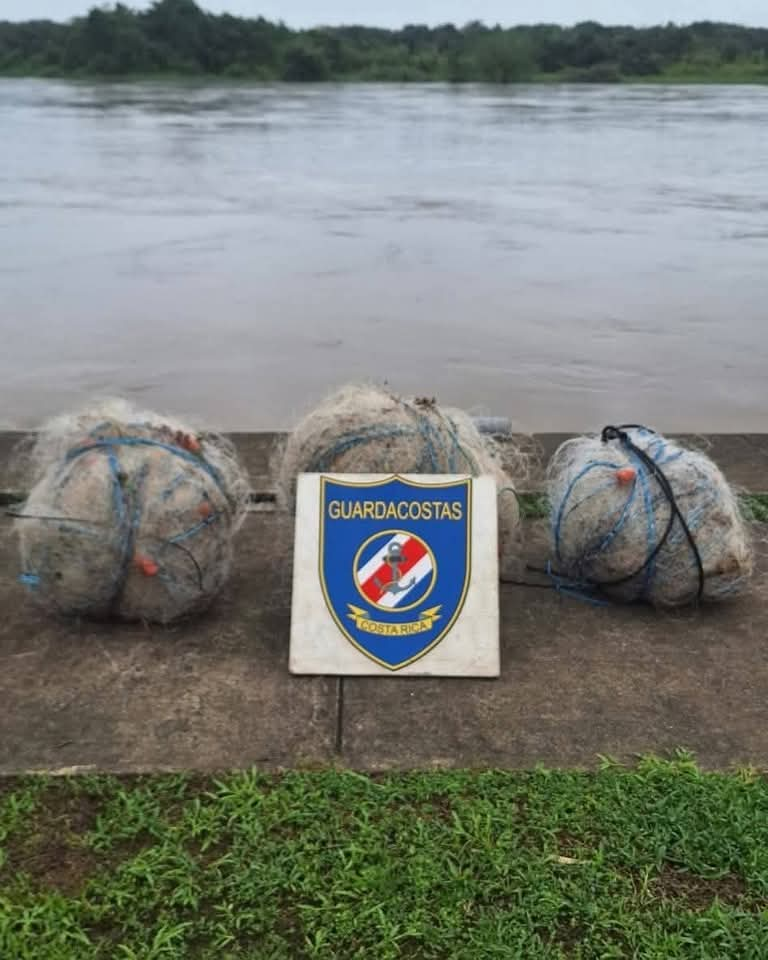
[
  {"xmin": 517, "ymin": 492, "xmax": 551, "ymax": 520},
  {"xmin": 742, "ymin": 494, "xmax": 768, "ymax": 524},
  {"xmin": 1, "ymin": 757, "xmax": 768, "ymax": 958}
]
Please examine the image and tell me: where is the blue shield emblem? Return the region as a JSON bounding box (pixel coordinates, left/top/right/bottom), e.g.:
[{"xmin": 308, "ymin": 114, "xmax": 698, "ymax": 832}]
[{"xmin": 319, "ymin": 476, "xmax": 472, "ymax": 671}]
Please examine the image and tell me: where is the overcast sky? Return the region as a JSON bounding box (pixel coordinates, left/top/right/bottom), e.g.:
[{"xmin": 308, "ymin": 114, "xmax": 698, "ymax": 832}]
[{"xmin": 3, "ymin": 0, "xmax": 768, "ymax": 28}]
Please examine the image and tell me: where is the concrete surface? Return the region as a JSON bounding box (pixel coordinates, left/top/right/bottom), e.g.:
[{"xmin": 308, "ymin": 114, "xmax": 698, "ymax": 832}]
[
  {"xmin": 1, "ymin": 432, "xmax": 767, "ymax": 773},
  {"xmin": 342, "ymin": 527, "xmax": 768, "ymax": 771},
  {"xmin": 2, "ymin": 432, "xmax": 767, "ymax": 495},
  {"xmin": 0, "ymin": 513, "xmax": 337, "ymax": 774}
]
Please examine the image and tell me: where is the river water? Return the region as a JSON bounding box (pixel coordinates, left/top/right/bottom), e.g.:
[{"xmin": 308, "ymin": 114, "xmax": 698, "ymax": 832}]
[{"xmin": 1, "ymin": 80, "xmax": 766, "ymax": 432}]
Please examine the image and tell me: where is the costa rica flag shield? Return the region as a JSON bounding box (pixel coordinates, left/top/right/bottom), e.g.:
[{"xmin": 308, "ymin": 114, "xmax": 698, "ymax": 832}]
[{"xmin": 319, "ymin": 475, "xmax": 471, "ymax": 670}]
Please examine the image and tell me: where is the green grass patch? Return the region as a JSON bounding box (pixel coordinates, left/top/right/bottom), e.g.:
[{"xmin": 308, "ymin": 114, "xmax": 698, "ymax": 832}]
[
  {"xmin": 2, "ymin": 757, "xmax": 768, "ymax": 958},
  {"xmin": 517, "ymin": 492, "xmax": 550, "ymax": 520},
  {"xmin": 742, "ymin": 494, "xmax": 768, "ymax": 524}
]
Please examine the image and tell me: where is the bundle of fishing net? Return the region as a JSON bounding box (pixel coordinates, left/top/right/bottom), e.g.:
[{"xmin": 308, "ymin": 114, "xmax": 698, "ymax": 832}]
[
  {"xmin": 274, "ymin": 384, "xmax": 523, "ymax": 566},
  {"xmin": 13, "ymin": 400, "xmax": 250, "ymax": 623},
  {"xmin": 546, "ymin": 425, "xmax": 753, "ymax": 607}
]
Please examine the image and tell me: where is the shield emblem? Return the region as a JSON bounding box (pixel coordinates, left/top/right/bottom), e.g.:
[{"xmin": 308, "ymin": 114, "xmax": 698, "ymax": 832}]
[{"xmin": 319, "ymin": 475, "xmax": 472, "ymax": 671}]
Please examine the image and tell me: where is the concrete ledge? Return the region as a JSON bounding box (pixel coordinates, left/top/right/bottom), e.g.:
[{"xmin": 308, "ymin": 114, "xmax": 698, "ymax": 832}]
[
  {"xmin": 1, "ymin": 433, "xmax": 767, "ymax": 774},
  {"xmin": 0, "ymin": 514, "xmax": 337, "ymax": 774},
  {"xmin": 2, "ymin": 433, "xmax": 767, "ymax": 494},
  {"xmin": 342, "ymin": 527, "xmax": 768, "ymax": 771}
]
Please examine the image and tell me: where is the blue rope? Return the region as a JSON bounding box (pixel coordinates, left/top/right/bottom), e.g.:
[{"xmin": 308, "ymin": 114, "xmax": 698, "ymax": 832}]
[
  {"xmin": 21, "ymin": 433, "xmax": 222, "ymax": 615},
  {"xmin": 413, "ymin": 416, "xmax": 439, "ymax": 471},
  {"xmin": 161, "ymin": 472, "xmax": 189, "ymax": 501},
  {"xmin": 169, "ymin": 512, "xmax": 219, "ymax": 544},
  {"xmin": 551, "ymin": 426, "xmax": 707, "ymax": 604},
  {"xmin": 108, "ymin": 460, "xmax": 149, "ymax": 610},
  {"xmin": 305, "ymin": 401, "xmax": 483, "ymax": 477},
  {"xmin": 553, "ymin": 460, "xmax": 621, "ymax": 564},
  {"xmin": 544, "ymin": 562, "xmax": 611, "ymax": 607},
  {"xmin": 443, "ymin": 413, "xmax": 481, "ymax": 474},
  {"xmin": 65, "ymin": 437, "xmax": 227, "ymax": 497},
  {"xmin": 588, "ymin": 475, "xmax": 638, "ymax": 561},
  {"xmin": 108, "ymin": 451, "xmax": 126, "ymax": 525},
  {"xmin": 306, "ymin": 425, "xmax": 414, "ymax": 472}
]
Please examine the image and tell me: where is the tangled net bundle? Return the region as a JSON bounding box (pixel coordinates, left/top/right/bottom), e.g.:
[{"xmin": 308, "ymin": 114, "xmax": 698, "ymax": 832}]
[
  {"xmin": 14, "ymin": 400, "xmax": 250, "ymax": 623},
  {"xmin": 274, "ymin": 384, "xmax": 524, "ymax": 566},
  {"xmin": 546, "ymin": 426, "xmax": 753, "ymax": 607}
]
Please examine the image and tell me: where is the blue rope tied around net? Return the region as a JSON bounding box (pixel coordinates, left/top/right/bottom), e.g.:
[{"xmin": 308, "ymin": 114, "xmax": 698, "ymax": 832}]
[
  {"xmin": 513, "ymin": 425, "xmax": 706, "ymax": 604},
  {"xmin": 556, "ymin": 426, "xmax": 704, "ymax": 601},
  {"xmin": 169, "ymin": 511, "xmax": 219, "ymax": 544},
  {"xmin": 440, "ymin": 411, "xmax": 482, "ymax": 474},
  {"xmin": 16, "ymin": 432, "xmax": 224, "ymax": 613},
  {"xmin": 553, "ymin": 459, "xmax": 623, "ymax": 566},
  {"xmin": 306, "ymin": 425, "xmax": 415, "ymax": 473},
  {"xmin": 501, "ymin": 559, "xmax": 612, "ymax": 606},
  {"xmin": 544, "ymin": 561, "xmax": 611, "ymax": 607},
  {"xmin": 304, "ymin": 399, "xmax": 481, "ymax": 476},
  {"xmin": 64, "ymin": 436, "xmax": 227, "ymax": 496},
  {"xmin": 595, "ymin": 425, "xmax": 704, "ymax": 600}
]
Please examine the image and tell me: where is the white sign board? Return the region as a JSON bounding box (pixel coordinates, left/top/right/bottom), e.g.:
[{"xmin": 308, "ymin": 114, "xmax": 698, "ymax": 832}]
[{"xmin": 289, "ymin": 474, "xmax": 500, "ymax": 676}]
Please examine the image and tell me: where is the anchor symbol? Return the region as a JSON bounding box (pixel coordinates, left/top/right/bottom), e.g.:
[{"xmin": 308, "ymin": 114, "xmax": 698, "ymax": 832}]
[{"xmin": 374, "ymin": 541, "xmax": 416, "ymax": 596}]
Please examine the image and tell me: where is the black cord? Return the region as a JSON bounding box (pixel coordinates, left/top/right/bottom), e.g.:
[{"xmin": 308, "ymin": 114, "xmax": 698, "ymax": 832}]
[
  {"xmin": 503, "ymin": 425, "xmax": 705, "ymax": 603},
  {"xmin": 164, "ymin": 540, "xmax": 205, "ymax": 592},
  {"xmin": 8, "ymin": 510, "xmax": 206, "ymax": 594},
  {"xmin": 597, "ymin": 425, "xmax": 705, "ymax": 601}
]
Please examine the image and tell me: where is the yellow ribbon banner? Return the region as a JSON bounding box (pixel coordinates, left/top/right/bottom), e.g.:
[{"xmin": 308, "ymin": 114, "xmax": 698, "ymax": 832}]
[{"xmin": 347, "ymin": 605, "xmax": 442, "ymax": 636}]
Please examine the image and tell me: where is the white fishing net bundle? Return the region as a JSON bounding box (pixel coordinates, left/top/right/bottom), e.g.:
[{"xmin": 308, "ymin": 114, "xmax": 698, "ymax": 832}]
[
  {"xmin": 14, "ymin": 399, "xmax": 250, "ymax": 623},
  {"xmin": 546, "ymin": 427, "xmax": 753, "ymax": 607},
  {"xmin": 274, "ymin": 384, "xmax": 523, "ymax": 567}
]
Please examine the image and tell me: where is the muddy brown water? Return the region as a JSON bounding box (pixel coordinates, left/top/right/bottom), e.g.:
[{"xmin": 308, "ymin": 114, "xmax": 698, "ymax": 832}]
[{"xmin": 1, "ymin": 80, "xmax": 766, "ymax": 432}]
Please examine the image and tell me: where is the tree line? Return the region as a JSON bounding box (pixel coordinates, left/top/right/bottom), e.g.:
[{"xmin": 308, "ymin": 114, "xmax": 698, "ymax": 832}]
[{"xmin": 2, "ymin": 0, "xmax": 768, "ymax": 82}]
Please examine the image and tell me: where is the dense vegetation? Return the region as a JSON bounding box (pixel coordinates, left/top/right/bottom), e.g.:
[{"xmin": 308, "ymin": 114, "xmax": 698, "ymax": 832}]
[
  {"xmin": 1, "ymin": 0, "xmax": 768, "ymax": 82},
  {"xmin": 3, "ymin": 757, "xmax": 768, "ymax": 958}
]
